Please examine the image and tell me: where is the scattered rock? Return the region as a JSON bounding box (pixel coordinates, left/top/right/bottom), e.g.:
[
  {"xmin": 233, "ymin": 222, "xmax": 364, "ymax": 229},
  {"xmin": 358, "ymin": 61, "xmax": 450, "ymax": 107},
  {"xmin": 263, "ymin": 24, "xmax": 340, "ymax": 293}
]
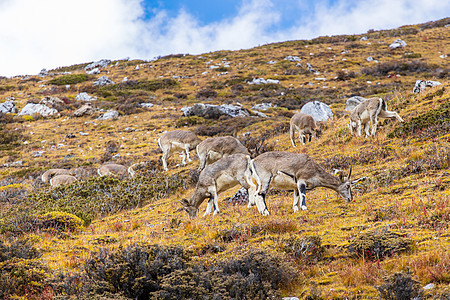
[
  {"xmin": 228, "ymin": 187, "xmax": 249, "ymax": 205},
  {"xmin": 282, "ymin": 297, "xmax": 299, "ymax": 300},
  {"xmin": 423, "ymin": 283, "xmax": 435, "ymax": 290},
  {"xmin": 306, "ymin": 62, "xmax": 317, "ymax": 73},
  {"xmin": 413, "ymin": 80, "xmax": 441, "ymax": 93},
  {"xmin": 284, "ymin": 56, "xmax": 301, "ymax": 62},
  {"xmin": 19, "ymin": 103, "xmax": 57, "ymax": 117},
  {"xmin": 38, "ymin": 69, "xmax": 48, "ymax": 77},
  {"xmin": 300, "ymin": 101, "xmax": 333, "ymax": 122},
  {"xmin": 346, "ymin": 96, "xmax": 367, "ymax": 111},
  {"xmin": 366, "ymin": 56, "xmax": 374, "ymax": 62},
  {"xmin": 66, "ymin": 133, "xmax": 76, "ymax": 138},
  {"xmin": 140, "ymin": 103, "xmax": 154, "ymax": 108},
  {"xmin": 73, "ymin": 103, "xmax": 97, "ymax": 117},
  {"xmin": 85, "ymin": 59, "xmax": 111, "ymax": 71},
  {"xmin": 97, "ymin": 110, "xmax": 119, "ymax": 120},
  {"xmin": 360, "ymin": 36, "xmax": 368, "ymax": 41},
  {"xmin": 40, "ymin": 96, "xmax": 63, "ymax": 109},
  {"xmin": 76, "ymin": 92, "xmax": 97, "ymax": 101},
  {"xmin": 93, "ymin": 76, "xmax": 114, "ymax": 86},
  {"xmin": 389, "ymin": 39, "xmax": 407, "ymax": 49},
  {"xmin": 0, "ymin": 101, "xmax": 18, "ymax": 114},
  {"xmin": 181, "ymin": 103, "xmax": 250, "ymax": 119},
  {"xmin": 251, "ymin": 103, "xmax": 274, "ymax": 111},
  {"xmin": 86, "ymin": 68, "xmax": 100, "ymax": 75},
  {"xmin": 248, "ymin": 78, "xmax": 279, "ymax": 85}
]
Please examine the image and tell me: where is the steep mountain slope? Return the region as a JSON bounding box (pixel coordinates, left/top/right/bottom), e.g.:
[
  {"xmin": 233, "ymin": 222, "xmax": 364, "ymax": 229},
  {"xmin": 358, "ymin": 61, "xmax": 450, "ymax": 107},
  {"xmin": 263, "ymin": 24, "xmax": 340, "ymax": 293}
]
[{"xmin": 0, "ymin": 18, "xmax": 449, "ymax": 299}]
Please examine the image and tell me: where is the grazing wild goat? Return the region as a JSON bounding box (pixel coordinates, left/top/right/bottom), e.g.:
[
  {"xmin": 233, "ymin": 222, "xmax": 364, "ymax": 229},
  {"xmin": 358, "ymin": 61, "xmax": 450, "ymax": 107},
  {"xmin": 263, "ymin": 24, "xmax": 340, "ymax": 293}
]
[
  {"xmin": 97, "ymin": 163, "xmax": 128, "ymax": 177},
  {"xmin": 158, "ymin": 130, "xmax": 202, "ymax": 171},
  {"xmin": 196, "ymin": 136, "xmax": 250, "ymax": 171},
  {"xmin": 289, "ymin": 112, "xmax": 320, "ymax": 147},
  {"xmin": 349, "ymin": 97, "xmax": 403, "ymax": 137},
  {"xmin": 180, "ymin": 154, "xmax": 257, "ymax": 219},
  {"xmin": 50, "ymin": 174, "xmax": 77, "ymax": 187},
  {"xmin": 41, "ymin": 168, "xmax": 75, "ymax": 183},
  {"xmin": 250, "ymin": 151, "xmax": 357, "ymax": 216}
]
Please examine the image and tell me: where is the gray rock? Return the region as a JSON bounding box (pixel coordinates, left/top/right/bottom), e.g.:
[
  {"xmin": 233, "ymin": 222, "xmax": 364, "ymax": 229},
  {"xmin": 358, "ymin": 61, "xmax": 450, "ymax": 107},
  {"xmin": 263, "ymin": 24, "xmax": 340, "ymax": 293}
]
[
  {"xmin": 282, "ymin": 297, "xmax": 299, "ymax": 300},
  {"xmin": 76, "ymin": 92, "xmax": 97, "ymax": 101},
  {"xmin": 248, "ymin": 78, "xmax": 279, "ymax": 85},
  {"xmin": 93, "ymin": 76, "xmax": 114, "ymax": 86},
  {"xmin": 86, "ymin": 68, "xmax": 100, "ymax": 75},
  {"xmin": 0, "ymin": 101, "xmax": 18, "ymax": 114},
  {"xmin": 140, "ymin": 103, "xmax": 154, "ymax": 108},
  {"xmin": 300, "ymin": 101, "xmax": 333, "ymax": 122},
  {"xmin": 40, "ymin": 96, "xmax": 63, "ymax": 108},
  {"xmin": 85, "ymin": 59, "xmax": 111, "ymax": 71},
  {"xmin": 413, "ymin": 80, "xmax": 441, "ymax": 93},
  {"xmin": 73, "ymin": 103, "xmax": 97, "ymax": 117},
  {"xmin": 98, "ymin": 110, "xmax": 119, "ymax": 120},
  {"xmin": 346, "ymin": 96, "xmax": 367, "ymax": 111},
  {"xmin": 389, "ymin": 39, "xmax": 407, "ymax": 49},
  {"xmin": 38, "ymin": 69, "xmax": 48, "ymax": 77},
  {"xmin": 423, "ymin": 283, "xmax": 435, "ymax": 290},
  {"xmin": 284, "ymin": 56, "xmax": 301, "ymax": 62},
  {"xmin": 307, "ymin": 62, "xmax": 317, "ymax": 73},
  {"xmin": 19, "ymin": 103, "xmax": 57, "ymax": 117},
  {"xmin": 181, "ymin": 103, "xmax": 249, "ymax": 119},
  {"xmin": 251, "ymin": 103, "xmax": 273, "ymax": 111}
]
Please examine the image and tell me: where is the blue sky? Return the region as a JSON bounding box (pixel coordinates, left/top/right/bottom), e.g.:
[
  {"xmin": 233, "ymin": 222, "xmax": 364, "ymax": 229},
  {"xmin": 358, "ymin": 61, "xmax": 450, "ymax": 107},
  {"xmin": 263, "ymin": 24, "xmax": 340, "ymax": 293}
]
[{"xmin": 0, "ymin": 0, "xmax": 448, "ymax": 77}]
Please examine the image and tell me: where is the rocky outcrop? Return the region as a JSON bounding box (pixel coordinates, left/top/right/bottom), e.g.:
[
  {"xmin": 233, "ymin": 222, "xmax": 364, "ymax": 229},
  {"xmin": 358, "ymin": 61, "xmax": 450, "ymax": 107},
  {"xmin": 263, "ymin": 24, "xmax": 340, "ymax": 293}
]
[
  {"xmin": 300, "ymin": 101, "xmax": 333, "ymax": 122},
  {"xmin": 93, "ymin": 76, "xmax": 114, "ymax": 86},
  {"xmin": 85, "ymin": 59, "xmax": 111, "ymax": 71},
  {"xmin": 248, "ymin": 78, "xmax": 279, "ymax": 85},
  {"xmin": 0, "ymin": 101, "xmax": 18, "ymax": 114},
  {"xmin": 251, "ymin": 103, "xmax": 274, "ymax": 111},
  {"xmin": 19, "ymin": 103, "xmax": 57, "ymax": 117},
  {"xmin": 73, "ymin": 103, "xmax": 97, "ymax": 117},
  {"xmin": 413, "ymin": 80, "xmax": 441, "ymax": 93},
  {"xmin": 346, "ymin": 96, "xmax": 367, "ymax": 111},
  {"xmin": 389, "ymin": 39, "xmax": 407, "ymax": 49},
  {"xmin": 98, "ymin": 110, "xmax": 119, "ymax": 120},
  {"xmin": 181, "ymin": 103, "xmax": 250, "ymax": 119},
  {"xmin": 76, "ymin": 92, "xmax": 97, "ymax": 101}
]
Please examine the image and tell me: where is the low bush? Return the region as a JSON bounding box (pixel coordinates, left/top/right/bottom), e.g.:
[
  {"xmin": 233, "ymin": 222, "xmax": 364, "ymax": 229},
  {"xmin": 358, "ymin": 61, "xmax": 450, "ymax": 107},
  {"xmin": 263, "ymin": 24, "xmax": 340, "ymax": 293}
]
[
  {"xmin": 361, "ymin": 60, "xmax": 438, "ymax": 77},
  {"xmin": 282, "ymin": 236, "xmax": 324, "ymax": 264},
  {"xmin": 348, "ymin": 228, "xmax": 412, "ymax": 260},
  {"xmin": 50, "ymin": 244, "xmax": 297, "ymax": 299},
  {"xmin": 48, "ymin": 74, "xmax": 90, "ymax": 85},
  {"xmin": 377, "ymin": 272, "xmax": 422, "ymax": 300},
  {"xmin": 0, "ymin": 125, "xmax": 23, "ymax": 150},
  {"xmin": 175, "ymin": 116, "xmax": 207, "ymax": 128},
  {"xmin": 195, "ymin": 116, "xmax": 263, "ymax": 137}
]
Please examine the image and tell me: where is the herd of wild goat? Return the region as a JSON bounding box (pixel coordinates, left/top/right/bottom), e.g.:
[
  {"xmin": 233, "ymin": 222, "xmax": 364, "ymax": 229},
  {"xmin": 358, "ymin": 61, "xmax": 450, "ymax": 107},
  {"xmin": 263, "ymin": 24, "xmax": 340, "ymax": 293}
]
[{"xmin": 41, "ymin": 96, "xmax": 403, "ymax": 219}]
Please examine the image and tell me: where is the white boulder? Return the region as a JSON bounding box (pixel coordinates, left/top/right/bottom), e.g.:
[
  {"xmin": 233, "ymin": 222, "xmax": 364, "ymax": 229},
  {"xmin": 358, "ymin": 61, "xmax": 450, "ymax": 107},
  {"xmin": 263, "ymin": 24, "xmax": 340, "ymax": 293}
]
[
  {"xmin": 181, "ymin": 103, "xmax": 250, "ymax": 119},
  {"xmin": 346, "ymin": 96, "xmax": 367, "ymax": 111},
  {"xmin": 0, "ymin": 101, "xmax": 18, "ymax": 114},
  {"xmin": 93, "ymin": 76, "xmax": 114, "ymax": 86},
  {"xmin": 389, "ymin": 39, "xmax": 407, "ymax": 49},
  {"xmin": 19, "ymin": 103, "xmax": 57, "ymax": 117},
  {"xmin": 413, "ymin": 80, "xmax": 441, "ymax": 93},
  {"xmin": 76, "ymin": 92, "xmax": 97, "ymax": 101},
  {"xmin": 97, "ymin": 110, "xmax": 119, "ymax": 120},
  {"xmin": 85, "ymin": 59, "xmax": 111, "ymax": 71},
  {"xmin": 300, "ymin": 101, "xmax": 333, "ymax": 122}
]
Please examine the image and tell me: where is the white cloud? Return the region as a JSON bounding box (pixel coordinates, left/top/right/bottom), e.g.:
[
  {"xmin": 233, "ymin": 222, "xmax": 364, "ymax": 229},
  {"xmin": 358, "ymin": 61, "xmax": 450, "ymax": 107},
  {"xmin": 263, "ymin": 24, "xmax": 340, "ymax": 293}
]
[{"xmin": 0, "ymin": 0, "xmax": 448, "ymax": 77}]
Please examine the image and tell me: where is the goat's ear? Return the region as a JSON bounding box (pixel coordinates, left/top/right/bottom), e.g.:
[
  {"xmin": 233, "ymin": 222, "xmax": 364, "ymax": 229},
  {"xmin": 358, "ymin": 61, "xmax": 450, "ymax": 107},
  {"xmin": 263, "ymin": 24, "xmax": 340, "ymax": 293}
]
[{"xmin": 348, "ymin": 166, "xmax": 352, "ymax": 180}]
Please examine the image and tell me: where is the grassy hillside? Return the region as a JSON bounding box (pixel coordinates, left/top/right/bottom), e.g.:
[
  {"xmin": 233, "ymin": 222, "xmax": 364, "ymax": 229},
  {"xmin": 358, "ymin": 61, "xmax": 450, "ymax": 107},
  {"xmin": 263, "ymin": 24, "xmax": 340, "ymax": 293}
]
[{"xmin": 0, "ymin": 18, "xmax": 449, "ymax": 299}]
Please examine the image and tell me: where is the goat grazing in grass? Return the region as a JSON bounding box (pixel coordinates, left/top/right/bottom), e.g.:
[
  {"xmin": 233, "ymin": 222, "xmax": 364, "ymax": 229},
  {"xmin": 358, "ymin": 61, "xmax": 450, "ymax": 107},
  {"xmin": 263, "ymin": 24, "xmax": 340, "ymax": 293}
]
[
  {"xmin": 250, "ymin": 151, "xmax": 357, "ymax": 216},
  {"xmin": 196, "ymin": 136, "xmax": 250, "ymax": 171},
  {"xmin": 41, "ymin": 168, "xmax": 75, "ymax": 183},
  {"xmin": 289, "ymin": 112, "xmax": 320, "ymax": 147},
  {"xmin": 349, "ymin": 97, "xmax": 403, "ymax": 137},
  {"xmin": 158, "ymin": 130, "xmax": 202, "ymax": 171},
  {"xmin": 50, "ymin": 174, "xmax": 77, "ymax": 187},
  {"xmin": 97, "ymin": 163, "xmax": 128, "ymax": 177},
  {"xmin": 180, "ymin": 154, "xmax": 257, "ymax": 219}
]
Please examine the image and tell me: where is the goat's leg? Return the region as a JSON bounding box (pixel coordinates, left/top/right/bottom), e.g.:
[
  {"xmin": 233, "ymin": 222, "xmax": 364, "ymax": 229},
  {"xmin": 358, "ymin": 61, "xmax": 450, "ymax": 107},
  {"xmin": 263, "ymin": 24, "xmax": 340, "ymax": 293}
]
[
  {"xmin": 255, "ymin": 174, "xmax": 271, "ymax": 216},
  {"xmin": 297, "ymin": 180, "xmax": 307, "ymax": 211},
  {"xmin": 184, "ymin": 145, "xmax": 192, "ymax": 162},
  {"xmin": 357, "ymin": 120, "xmax": 362, "ymax": 136},
  {"xmin": 203, "ymin": 196, "xmax": 214, "ymax": 217},
  {"xmin": 371, "ymin": 117, "xmax": 378, "ymax": 136},
  {"xmin": 364, "ymin": 121, "xmax": 371, "ymax": 137},
  {"xmin": 211, "ymin": 189, "xmax": 220, "ymax": 215},
  {"xmin": 162, "ymin": 148, "xmax": 170, "ymax": 171},
  {"xmin": 180, "ymin": 151, "xmax": 187, "ymax": 166},
  {"xmin": 299, "ymin": 130, "xmax": 306, "ymax": 145},
  {"xmin": 198, "ymin": 152, "xmax": 207, "ymax": 171},
  {"xmin": 289, "ymin": 125, "xmax": 297, "ymax": 147}
]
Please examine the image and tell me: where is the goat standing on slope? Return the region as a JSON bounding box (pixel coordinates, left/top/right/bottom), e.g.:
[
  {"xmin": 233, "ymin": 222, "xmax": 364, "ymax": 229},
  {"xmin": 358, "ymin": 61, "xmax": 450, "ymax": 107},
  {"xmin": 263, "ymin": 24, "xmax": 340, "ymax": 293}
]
[
  {"xmin": 196, "ymin": 136, "xmax": 250, "ymax": 171},
  {"xmin": 250, "ymin": 151, "xmax": 357, "ymax": 216},
  {"xmin": 349, "ymin": 97, "xmax": 403, "ymax": 137},
  {"xmin": 180, "ymin": 154, "xmax": 257, "ymax": 219},
  {"xmin": 158, "ymin": 130, "xmax": 202, "ymax": 171},
  {"xmin": 289, "ymin": 112, "xmax": 320, "ymax": 147}
]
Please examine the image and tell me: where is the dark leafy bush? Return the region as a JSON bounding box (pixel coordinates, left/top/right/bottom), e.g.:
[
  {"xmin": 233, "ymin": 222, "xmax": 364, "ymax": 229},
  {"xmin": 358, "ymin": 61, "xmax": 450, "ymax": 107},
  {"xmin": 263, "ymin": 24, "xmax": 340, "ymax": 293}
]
[
  {"xmin": 348, "ymin": 228, "xmax": 412, "ymax": 260},
  {"xmin": 282, "ymin": 236, "xmax": 324, "ymax": 264},
  {"xmin": 98, "ymin": 79, "xmax": 178, "ymax": 97},
  {"xmin": 0, "ymin": 239, "xmax": 41, "ymax": 262},
  {"xmin": 0, "ymin": 258, "xmax": 51, "ymax": 300},
  {"xmin": 321, "ymin": 147, "xmax": 392, "ymax": 170},
  {"xmin": 419, "ymin": 17, "xmax": 450, "ymax": 30},
  {"xmin": 51, "ymin": 244, "xmax": 297, "ymax": 300},
  {"xmin": 48, "ymin": 74, "xmax": 90, "ymax": 85},
  {"xmin": 361, "ymin": 60, "xmax": 438, "ymax": 77},
  {"xmin": 195, "ymin": 116, "xmax": 263, "ymax": 137},
  {"xmin": 195, "ymin": 88, "xmax": 217, "ymax": 99},
  {"xmin": 377, "ymin": 272, "xmax": 422, "ymax": 300},
  {"xmin": 175, "ymin": 116, "xmax": 207, "ymax": 128},
  {"xmin": 0, "ymin": 125, "xmax": 23, "ymax": 150}
]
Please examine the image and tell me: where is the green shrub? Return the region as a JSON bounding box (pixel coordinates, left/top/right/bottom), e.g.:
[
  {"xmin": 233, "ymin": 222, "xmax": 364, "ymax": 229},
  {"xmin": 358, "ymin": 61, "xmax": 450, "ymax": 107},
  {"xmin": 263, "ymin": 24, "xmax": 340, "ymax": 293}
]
[
  {"xmin": 0, "ymin": 125, "xmax": 22, "ymax": 150},
  {"xmin": 48, "ymin": 74, "xmax": 90, "ymax": 85},
  {"xmin": 282, "ymin": 236, "xmax": 324, "ymax": 264},
  {"xmin": 38, "ymin": 211, "xmax": 84, "ymax": 233},
  {"xmin": 348, "ymin": 228, "xmax": 412, "ymax": 260},
  {"xmin": 377, "ymin": 272, "xmax": 422, "ymax": 300}
]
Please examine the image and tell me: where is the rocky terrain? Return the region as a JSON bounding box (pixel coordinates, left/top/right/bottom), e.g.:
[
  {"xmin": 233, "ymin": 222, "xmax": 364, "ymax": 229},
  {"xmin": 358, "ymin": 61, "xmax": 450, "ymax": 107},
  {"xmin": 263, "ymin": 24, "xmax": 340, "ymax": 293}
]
[{"xmin": 0, "ymin": 18, "xmax": 449, "ymax": 299}]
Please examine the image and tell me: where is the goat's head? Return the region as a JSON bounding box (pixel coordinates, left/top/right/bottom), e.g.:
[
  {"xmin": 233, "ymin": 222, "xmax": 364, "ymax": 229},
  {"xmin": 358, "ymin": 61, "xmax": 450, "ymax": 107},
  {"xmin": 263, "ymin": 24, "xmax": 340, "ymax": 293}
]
[
  {"xmin": 179, "ymin": 198, "xmax": 198, "ymax": 219},
  {"xmin": 335, "ymin": 166, "xmax": 353, "ymax": 202}
]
